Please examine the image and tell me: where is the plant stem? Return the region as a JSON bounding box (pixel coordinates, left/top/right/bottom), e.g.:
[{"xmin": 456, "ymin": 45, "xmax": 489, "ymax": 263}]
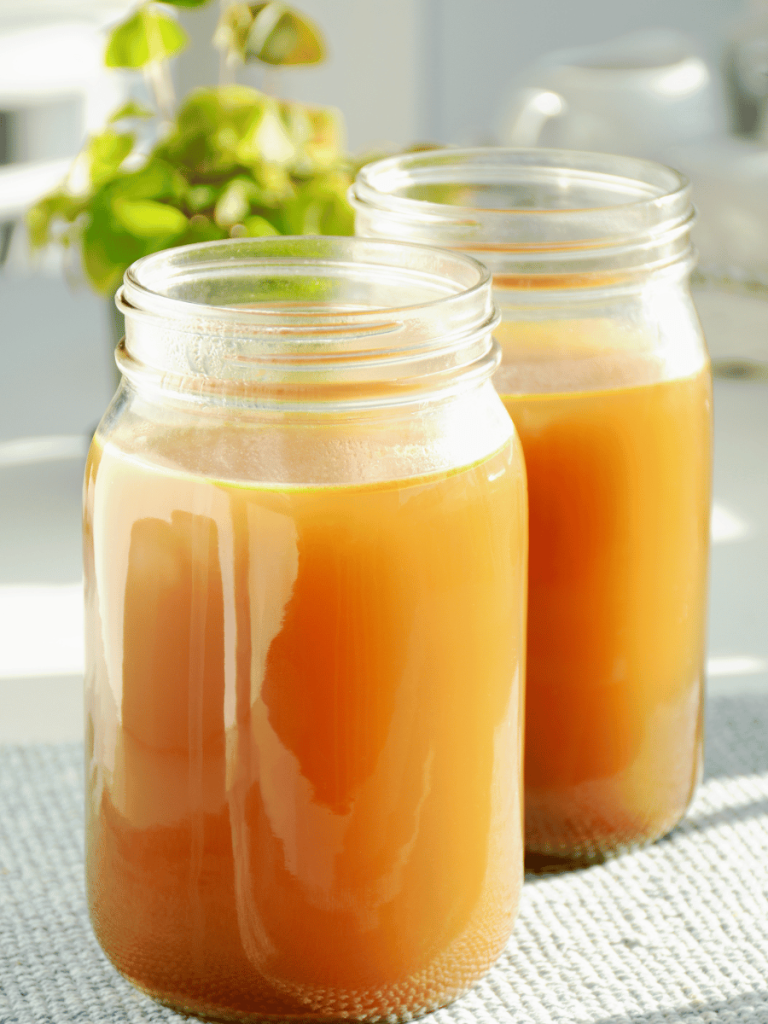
[
  {"xmin": 144, "ymin": 5, "xmax": 177, "ymax": 123},
  {"xmin": 219, "ymin": 49, "xmax": 236, "ymax": 86},
  {"xmin": 144, "ymin": 59, "xmax": 176, "ymax": 122},
  {"xmin": 218, "ymin": 0, "xmax": 235, "ymax": 86}
]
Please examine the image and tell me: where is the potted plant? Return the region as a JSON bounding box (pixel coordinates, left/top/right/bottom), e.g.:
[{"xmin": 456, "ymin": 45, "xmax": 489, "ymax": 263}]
[{"xmin": 27, "ymin": 0, "xmax": 357, "ymax": 299}]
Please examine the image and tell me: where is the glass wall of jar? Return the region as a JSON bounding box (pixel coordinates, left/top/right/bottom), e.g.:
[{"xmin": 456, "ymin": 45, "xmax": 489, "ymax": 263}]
[
  {"xmin": 352, "ymin": 149, "xmax": 712, "ymax": 869},
  {"xmin": 83, "ymin": 236, "xmax": 527, "ymax": 1021}
]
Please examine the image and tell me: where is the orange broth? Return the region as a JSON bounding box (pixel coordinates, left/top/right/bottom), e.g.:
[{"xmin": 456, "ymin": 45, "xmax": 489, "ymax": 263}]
[
  {"xmin": 499, "ymin": 343, "xmax": 711, "ymax": 863},
  {"xmin": 83, "ymin": 431, "xmax": 527, "ymax": 1020}
]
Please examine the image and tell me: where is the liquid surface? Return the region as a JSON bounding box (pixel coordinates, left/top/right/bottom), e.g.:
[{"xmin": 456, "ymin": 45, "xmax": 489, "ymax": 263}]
[
  {"xmin": 84, "ymin": 434, "xmax": 527, "ymax": 1020},
  {"xmin": 500, "ymin": 357, "xmax": 712, "ymax": 863}
]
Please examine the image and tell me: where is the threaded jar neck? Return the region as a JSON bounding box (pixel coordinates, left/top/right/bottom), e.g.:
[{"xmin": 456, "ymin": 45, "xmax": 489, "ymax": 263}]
[
  {"xmin": 116, "ymin": 236, "xmax": 500, "ymax": 409},
  {"xmin": 351, "ymin": 148, "xmax": 695, "ymax": 283}
]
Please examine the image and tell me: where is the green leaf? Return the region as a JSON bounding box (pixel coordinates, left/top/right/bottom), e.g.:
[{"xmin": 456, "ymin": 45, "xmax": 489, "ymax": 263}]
[
  {"xmin": 82, "ymin": 201, "xmax": 145, "ymax": 294},
  {"xmin": 177, "ymin": 85, "xmax": 262, "ymax": 136},
  {"xmin": 175, "ymin": 88, "xmax": 224, "ymax": 136},
  {"xmin": 158, "ymin": 0, "xmax": 210, "ymax": 7},
  {"xmin": 245, "ymin": 3, "xmax": 324, "ymax": 66},
  {"xmin": 88, "ymin": 130, "xmax": 135, "ymax": 187},
  {"xmin": 107, "ymin": 158, "xmax": 184, "ymax": 203},
  {"xmin": 105, "ymin": 8, "xmax": 188, "ymax": 69},
  {"xmin": 214, "ymin": 178, "xmax": 254, "ymax": 227},
  {"xmin": 242, "ymin": 213, "xmax": 280, "ymax": 237},
  {"xmin": 186, "ymin": 183, "xmax": 221, "ymax": 213},
  {"xmin": 181, "ymin": 214, "xmax": 228, "ymax": 245},
  {"xmin": 82, "ymin": 235, "xmax": 130, "ymax": 294},
  {"xmin": 163, "ymin": 87, "xmax": 269, "ymax": 177},
  {"xmin": 111, "ymin": 198, "xmax": 188, "ymax": 239},
  {"xmin": 280, "ymin": 172, "xmax": 353, "ymax": 235},
  {"xmin": 281, "ymin": 101, "xmax": 344, "ymax": 173},
  {"xmin": 158, "ymin": 128, "xmax": 211, "ymax": 175},
  {"xmin": 237, "ymin": 100, "xmax": 295, "ymax": 167},
  {"xmin": 27, "ymin": 192, "xmax": 85, "ymax": 248},
  {"xmin": 108, "ymin": 100, "xmax": 156, "ymax": 123}
]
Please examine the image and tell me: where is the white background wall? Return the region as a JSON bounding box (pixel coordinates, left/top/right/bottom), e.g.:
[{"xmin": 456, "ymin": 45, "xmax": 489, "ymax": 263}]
[
  {"xmin": 0, "ymin": 0, "xmax": 748, "ymax": 157},
  {"xmin": 419, "ymin": 0, "xmax": 742, "ymax": 145},
  {"xmin": 172, "ymin": 0, "xmax": 744, "ymax": 154}
]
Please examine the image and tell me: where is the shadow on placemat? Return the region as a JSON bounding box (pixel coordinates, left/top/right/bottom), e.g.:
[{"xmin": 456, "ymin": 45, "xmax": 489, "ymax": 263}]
[
  {"xmin": 704, "ymin": 690, "xmax": 768, "ymax": 780},
  {"xmin": 591, "ymin": 990, "xmax": 768, "ymax": 1024}
]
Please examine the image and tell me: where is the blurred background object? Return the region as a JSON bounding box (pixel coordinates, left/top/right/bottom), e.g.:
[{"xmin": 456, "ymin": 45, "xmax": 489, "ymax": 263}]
[
  {"xmin": 723, "ymin": 0, "xmax": 768, "ymax": 136},
  {"xmin": 495, "ymin": 15, "xmax": 768, "ymax": 375},
  {"xmin": 497, "ymin": 29, "xmax": 726, "ymax": 158},
  {"xmin": 0, "ymin": 10, "xmax": 128, "ymax": 264},
  {"xmin": 1, "ymin": 0, "xmax": 132, "ymax": 446}
]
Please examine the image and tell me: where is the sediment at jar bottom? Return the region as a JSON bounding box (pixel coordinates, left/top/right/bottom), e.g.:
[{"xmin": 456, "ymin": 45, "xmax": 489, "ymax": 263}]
[
  {"xmin": 501, "ymin": 366, "xmax": 711, "ymax": 864},
  {"xmin": 522, "ymin": 770, "xmax": 703, "ymax": 872},
  {"xmin": 83, "ymin": 435, "xmax": 527, "ymax": 1021},
  {"xmin": 88, "ymin": 795, "xmax": 517, "ymax": 1020}
]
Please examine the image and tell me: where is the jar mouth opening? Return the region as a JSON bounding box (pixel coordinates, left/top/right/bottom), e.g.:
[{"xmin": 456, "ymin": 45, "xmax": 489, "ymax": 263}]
[
  {"xmin": 120, "ymin": 235, "xmax": 492, "ymax": 333},
  {"xmin": 351, "ymin": 147, "xmax": 692, "ymax": 247},
  {"xmin": 116, "ymin": 236, "xmax": 500, "ymax": 398}
]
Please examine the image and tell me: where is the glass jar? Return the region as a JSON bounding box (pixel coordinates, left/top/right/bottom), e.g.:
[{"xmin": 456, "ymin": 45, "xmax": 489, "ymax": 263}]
[
  {"xmin": 352, "ymin": 148, "xmax": 712, "ymax": 869},
  {"xmin": 83, "ymin": 236, "xmax": 527, "ymax": 1021}
]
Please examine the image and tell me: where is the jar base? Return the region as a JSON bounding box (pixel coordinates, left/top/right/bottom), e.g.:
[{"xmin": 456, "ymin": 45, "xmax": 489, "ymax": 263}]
[
  {"xmin": 122, "ymin": 970, "xmax": 465, "ymax": 1024},
  {"xmin": 524, "ymin": 812, "xmax": 690, "ymax": 874},
  {"xmin": 524, "ymin": 844, "xmax": 641, "ymax": 874}
]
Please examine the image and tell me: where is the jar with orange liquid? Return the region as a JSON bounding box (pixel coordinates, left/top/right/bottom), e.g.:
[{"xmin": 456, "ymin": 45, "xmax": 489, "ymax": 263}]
[
  {"xmin": 83, "ymin": 236, "xmax": 527, "ymax": 1021},
  {"xmin": 352, "ymin": 149, "xmax": 712, "ymax": 869}
]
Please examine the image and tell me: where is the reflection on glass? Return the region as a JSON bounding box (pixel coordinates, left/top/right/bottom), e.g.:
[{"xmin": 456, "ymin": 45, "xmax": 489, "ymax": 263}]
[{"xmin": 84, "ymin": 432, "xmax": 526, "ymax": 1020}]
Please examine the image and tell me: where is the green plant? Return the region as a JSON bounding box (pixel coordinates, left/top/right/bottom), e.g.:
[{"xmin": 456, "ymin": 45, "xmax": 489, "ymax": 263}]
[{"xmin": 28, "ymin": 1, "xmax": 357, "ymax": 295}]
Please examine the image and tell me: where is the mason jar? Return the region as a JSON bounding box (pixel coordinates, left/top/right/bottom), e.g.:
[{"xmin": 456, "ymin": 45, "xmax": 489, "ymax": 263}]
[
  {"xmin": 352, "ymin": 148, "xmax": 712, "ymax": 869},
  {"xmin": 83, "ymin": 236, "xmax": 527, "ymax": 1021}
]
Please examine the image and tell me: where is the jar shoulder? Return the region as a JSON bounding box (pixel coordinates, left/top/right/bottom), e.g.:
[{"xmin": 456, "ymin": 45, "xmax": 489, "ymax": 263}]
[
  {"xmin": 493, "ymin": 288, "xmax": 709, "ymax": 396},
  {"xmin": 92, "ymin": 381, "xmax": 518, "ymax": 490}
]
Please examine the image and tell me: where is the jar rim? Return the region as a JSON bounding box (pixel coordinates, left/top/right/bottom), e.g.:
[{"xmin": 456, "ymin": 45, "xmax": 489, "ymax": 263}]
[
  {"xmin": 115, "ymin": 236, "xmax": 501, "ymax": 405},
  {"xmin": 120, "ymin": 235, "xmax": 493, "ymax": 330},
  {"xmin": 351, "ymin": 148, "xmax": 694, "ymax": 280},
  {"xmin": 351, "ymin": 147, "xmax": 691, "ymax": 243}
]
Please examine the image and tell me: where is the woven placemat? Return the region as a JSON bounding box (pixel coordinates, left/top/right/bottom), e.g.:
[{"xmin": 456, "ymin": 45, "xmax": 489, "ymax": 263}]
[{"xmin": 2, "ymin": 691, "xmax": 767, "ymax": 1024}]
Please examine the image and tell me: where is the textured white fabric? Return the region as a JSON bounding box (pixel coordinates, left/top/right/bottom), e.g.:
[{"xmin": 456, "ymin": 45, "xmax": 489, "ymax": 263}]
[{"xmin": 1, "ymin": 691, "xmax": 767, "ymax": 1024}]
